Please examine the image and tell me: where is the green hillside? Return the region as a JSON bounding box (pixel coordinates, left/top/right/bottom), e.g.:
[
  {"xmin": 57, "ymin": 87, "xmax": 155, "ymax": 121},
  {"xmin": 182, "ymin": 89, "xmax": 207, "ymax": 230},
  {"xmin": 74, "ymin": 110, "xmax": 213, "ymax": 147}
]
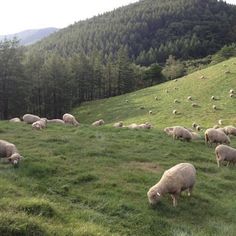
[
  {"xmin": 0, "ymin": 59, "xmax": 236, "ymax": 235},
  {"xmin": 75, "ymin": 57, "xmax": 236, "ymax": 129}
]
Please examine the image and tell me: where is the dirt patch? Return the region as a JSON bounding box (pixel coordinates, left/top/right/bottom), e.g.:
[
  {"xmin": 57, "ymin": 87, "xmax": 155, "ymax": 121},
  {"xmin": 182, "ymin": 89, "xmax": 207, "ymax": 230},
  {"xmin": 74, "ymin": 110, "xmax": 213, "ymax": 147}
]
[{"xmin": 126, "ymin": 161, "xmax": 163, "ymax": 173}]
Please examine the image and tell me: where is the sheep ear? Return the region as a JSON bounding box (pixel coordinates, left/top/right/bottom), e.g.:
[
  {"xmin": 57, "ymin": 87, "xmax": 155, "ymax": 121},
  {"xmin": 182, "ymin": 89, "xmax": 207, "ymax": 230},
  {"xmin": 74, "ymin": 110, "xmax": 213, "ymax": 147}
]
[{"xmin": 157, "ymin": 192, "xmax": 161, "ymax": 197}]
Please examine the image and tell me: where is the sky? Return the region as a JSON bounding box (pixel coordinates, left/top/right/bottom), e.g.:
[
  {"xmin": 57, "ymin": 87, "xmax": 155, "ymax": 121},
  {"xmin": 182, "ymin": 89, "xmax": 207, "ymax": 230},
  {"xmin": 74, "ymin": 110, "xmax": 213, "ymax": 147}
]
[{"xmin": 0, "ymin": 0, "xmax": 235, "ymax": 35}]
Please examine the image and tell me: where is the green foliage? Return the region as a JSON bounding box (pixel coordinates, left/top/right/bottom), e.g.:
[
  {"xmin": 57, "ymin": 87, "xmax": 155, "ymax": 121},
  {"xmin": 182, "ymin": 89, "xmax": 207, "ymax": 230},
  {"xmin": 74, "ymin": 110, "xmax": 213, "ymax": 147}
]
[{"xmin": 30, "ymin": 0, "xmax": 236, "ymax": 64}]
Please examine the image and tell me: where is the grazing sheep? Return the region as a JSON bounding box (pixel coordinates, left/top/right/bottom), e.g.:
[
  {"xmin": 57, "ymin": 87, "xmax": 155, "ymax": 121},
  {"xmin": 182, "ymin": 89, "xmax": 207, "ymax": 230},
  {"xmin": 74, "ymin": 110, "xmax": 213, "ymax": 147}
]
[
  {"xmin": 9, "ymin": 118, "xmax": 21, "ymax": 123},
  {"xmin": 113, "ymin": 121, "xmax": 123, "ymax": 128},
  {"xmin": 174, "ymin": 99, "xmax": 179, "ymax": 103},
  {"xmin": 211, "ymin": 96, "xmax": 216, "ymax": 100},
  {"xmin": 187, "ymin": 96, "xmax": 192, "ymax": 101},
  {"xmin": 92, "ymin": 119, "xmax": 105, "ymax": 126},
  {"xmin": 172, "ymin": 110, "xmax": 177, "ymax": 115},
  {"xmin": 32, "ymin": 118, "xmax": 47, "ymax": 130},
  {"xmin": 212, "ymin": 105, "xmax": 217, "ymax": 110},
  {"xmin": 215, "ymin": 145, "xmax": 236, "ymax": 167},
  {"xmin": 191, "ymin": 103, "xmax": 198, "ymax": 107},
  {"xmin": 23, "ymin": 114, "xmax": 40, "ymax": 124},
  {"xmin": 173, "ymin": 126, "xmax": 192, "ymax": 142},
  {"xmin": 63, "ymin": 113, "xmax": 79, "ymax": 126},
  {"xmin": 127, "ymin": 123, "xmax": 139, "ymax": 129},
  {"xmin": 147, "ymin": 163, "xmax": 196, "ymax": 207},
  {"xmin": 149, "ymin": 110, "xmax": 153, "ymax": 115},
  {"xmin": 47, "ymin": 119, "xmax": 65, "ymax": 125},
  {"xmin": 223, "ymin": 126, "xmax": 236, "ymax": 136},
  {"xmin": 0, "ymin": 140, "xmax": 22, "ymax": 167},
  {"xmin": 205, "ymin": 128, "xmax": 230, "ymax": 146},
  {"xmin": 230, "ymin": 93, "xmax": 234, "ymax": 98},
  {"xmin": 229, "ymin": 89, "xmax": 234, "ymax": 94},
  {"xmin": 138, "ymin": 122, "xmax": 152, "ymax": 129}
]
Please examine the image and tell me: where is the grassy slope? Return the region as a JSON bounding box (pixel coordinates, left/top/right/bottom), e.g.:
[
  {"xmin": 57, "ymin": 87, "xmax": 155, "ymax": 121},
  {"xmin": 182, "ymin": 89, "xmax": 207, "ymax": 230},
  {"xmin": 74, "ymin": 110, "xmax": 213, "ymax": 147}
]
[{"xmin": 0, "ymin": 58, "xmax": 236, "ymax": 235}]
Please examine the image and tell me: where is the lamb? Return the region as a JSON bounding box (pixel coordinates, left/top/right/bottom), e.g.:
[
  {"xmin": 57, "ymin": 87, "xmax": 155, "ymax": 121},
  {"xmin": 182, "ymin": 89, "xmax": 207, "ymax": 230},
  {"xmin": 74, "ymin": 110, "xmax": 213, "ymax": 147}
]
[
  {"xmin": 215, "ymin": 145, "xmax": 236, "ymax": 167},
  {"xmin": 0, "ymin": 140, "xmax": 22, "ymax": 167},
  {"xmin": 147, "ymin": 163, "xmax": 196, "ymax": 207},
  {"xmin": 9, "ymin": 118, "xmax": 21, "ymax": 123},
  {"xmin": 63, "ymin": 113, "xmax": 79, "ymax": 126},
  {"xmin": 92, "ymin": 119, "xmax": 105, "ymax": 126},
  {"xmin": 32, "ymin": 118, "xmax": 47, "ymax": 130},
  {"xmin": 205, "ymin": 128, "xmax": 230, "ymax": 146},
  {"xmin": 173, "ymin": 126, "xmax": 192, "ymax": 141},
  {"xmin": 223, "ymin": 126, "xmax": 236, "ymax": 136},
  {"xmin": 47, "ymin": 119, "xmax": 65, "ymax": 125},
  {"xmin": 113, "ymin": 121, "xmax": 123, "ymax": 128},
  {"xmin": 23, "ymin": 114, "xmax": 40, "ymax": 124}
]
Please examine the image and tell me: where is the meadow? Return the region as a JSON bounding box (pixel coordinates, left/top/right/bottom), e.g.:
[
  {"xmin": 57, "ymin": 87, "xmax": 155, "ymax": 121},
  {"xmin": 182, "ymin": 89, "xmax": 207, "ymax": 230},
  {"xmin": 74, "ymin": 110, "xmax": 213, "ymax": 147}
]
[{"xmin": 0, "ymin": 58, "xmax": 236, "ymax": 235}]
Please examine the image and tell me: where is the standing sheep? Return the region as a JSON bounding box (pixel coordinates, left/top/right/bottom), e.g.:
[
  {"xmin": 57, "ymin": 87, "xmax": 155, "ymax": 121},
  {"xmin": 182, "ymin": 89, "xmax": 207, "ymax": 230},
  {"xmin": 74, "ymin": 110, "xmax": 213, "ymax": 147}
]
[
  {"xmin": 205, "ymin": 128, "xmax": 230, "ymax": 146},
  {"xmin": 147, "ymin": 163, "xmax": 196, "ymax": 207},
  {"xmin": 23, "ymin": 114, "xmax": 40, "ymax": 124},
  {"xmin": 0, "ymin": 140, "xmax": 22, "ymax": 167},
  {"xmin": 215, "ymin": 145, "xmax": 236, "ymax": 167},
  {"xmin": 173, "ymin": 126, "xmax": 192, "ymax": 142},
  {"xmin": 63, "ymin": 113, "xmax": 80, "ymax": 126}
]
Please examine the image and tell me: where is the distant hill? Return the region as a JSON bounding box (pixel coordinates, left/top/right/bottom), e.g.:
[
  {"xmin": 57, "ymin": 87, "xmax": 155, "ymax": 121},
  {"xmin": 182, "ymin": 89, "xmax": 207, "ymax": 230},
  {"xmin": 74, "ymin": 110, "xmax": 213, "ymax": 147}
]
[
  {"xmin": 0, "ymin": 27, "xmax": 58, "ymax": 45},
  {"xmin": 30, "ymin": 0, "xmax": 236, "ymax": 65}
]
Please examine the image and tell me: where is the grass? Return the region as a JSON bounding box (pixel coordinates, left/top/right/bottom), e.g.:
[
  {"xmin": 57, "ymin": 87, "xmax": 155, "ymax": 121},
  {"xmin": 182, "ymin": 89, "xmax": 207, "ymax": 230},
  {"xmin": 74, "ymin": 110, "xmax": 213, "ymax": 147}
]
[{"xmin": 0, "ymin": 58, "xmax": 236, "ymax": 235}]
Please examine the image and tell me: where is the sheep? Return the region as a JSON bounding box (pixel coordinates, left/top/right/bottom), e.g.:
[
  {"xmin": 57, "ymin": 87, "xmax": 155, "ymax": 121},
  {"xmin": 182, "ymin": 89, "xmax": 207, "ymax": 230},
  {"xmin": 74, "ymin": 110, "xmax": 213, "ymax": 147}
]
[
  {"xmin": 172, "ymin": 110, "xmax": 177, "ymax": 115},
  {"xmin": 230, "ymin": 93, "xmax": 234, "ymax": 98},
  {"xmin": 138, "ymin": 122, "xmax": 152, "ymax": 129},
  {"xmin": 195, "ymin": 125, "xmax": 201, "ymax": 131},
  {"xmin": 92, "ymin": 119, "xmax": 105, "ymax": 126},
  {"xmin": 200, "ymin": 75, "xmax": 205, "ymax": 79},
  {"xmin": 9, "ymin": 118, "xmax": 21, "ymax": 123},
  {"xmin": 164, "ymin": 127, "xmax": 174, "ymax": 136},
  {"xmin": 174, "ymin": 99, "xmax": 179, "ymax": 103},
  {"xmin": 113, "ymin": 121, "xmax": 123, "ymax": 128},
  {"xmin": 0, "ymin": 140, "xmax": 22, "ymax": 167},
  {"xmin": 211, "ymin": 96, "xmax": 215, "ymax": 100},
  {"xmin": 215, "ymin": 145, "xmax": 236, "ymax": 167},
  {"xmin": 127, "ymin": 123, "xmax": 139, "ymax": 129},
  {"xmin": 155, "ymin": 96, "xmax": 158, "ymax": 100},
  {"xmin": 47, "ymin": 119, "xmax": 65, "ymax": 125},
  {"xmin": 205, "ymin": 128, "xmax": 230, "ymax": 146},
  {"xmin": 147, "ymin": 163, "xmax": 196, "ymax": 207},
  {"xmin": 212, "ymin": 105, "xmax": 217, "ymax": 110},
  {"xmin": 187, "ymin": 96, "xmax": 192, "ymax": 101},
  {"xmin": 173, "ymin": 126, "xmax": 192, "ymax": 142},
  {"xmin": 23, "ymin": 114, "xmax": 40, "ymax": 124},
  {"xmin": 32, "ymin": 118, "xmax": 47, "ymax": 130},
  {"xmin": 191, "ymin": 103, "xmax": 198, "ymax": 107},
  {"xmin": 229, "ymin": 89, "xmax": 234, "ymax": 94},
  {"xmin": 223, "ymin": 126, "xmax": 236, "ymax": 136},
  {"xmin": 192, "ymin": 122, "xmax": 197, "ymax": 128},
  {"xmin": 63, "ymin": 113, "xmax": 79, "ymax": 126},
  {"xmin": 149, "ymin": 110, "xmax": 153, "ymax": 115}
]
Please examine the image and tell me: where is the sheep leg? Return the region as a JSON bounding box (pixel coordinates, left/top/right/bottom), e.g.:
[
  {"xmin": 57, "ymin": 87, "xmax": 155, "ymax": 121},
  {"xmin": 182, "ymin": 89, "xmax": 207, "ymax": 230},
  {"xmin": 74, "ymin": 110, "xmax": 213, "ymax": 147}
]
[
  {"xmin": 171, "ymin": 193, "xmax": 179, "ymax": 207},
  {"xmin": 226, "ymin": 161, "xmax": 230, "ymax": 167},
  {"xmin": 187, "ymin": 186, "xmax": 193, "ymax": 197}
]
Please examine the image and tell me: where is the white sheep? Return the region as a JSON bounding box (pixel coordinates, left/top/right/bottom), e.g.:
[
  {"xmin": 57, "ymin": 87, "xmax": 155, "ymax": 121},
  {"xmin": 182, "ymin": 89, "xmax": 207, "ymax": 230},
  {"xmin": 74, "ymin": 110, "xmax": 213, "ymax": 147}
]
[
  {"xmin": 47, "ymin": 119, "xmax": 65, "ymax": 125},
  {"xmin": 205, "ymin": 128, "xmax": 230, "ymax": 146},
  {"xmin": 92, "ymin": 119, "xmax": 105, "ymax": 126},
  {"xmin": 23, "ymin": 114, "xmax": 40, "ymax": 124},
  {"xmin": 187, "ymin": 96, "xmax": 192, "ymax": 101},
  {"xmin": 63, "ymin": 113, "xmax": 79, "ymax": 126},
  {"xmin": 0, "ymin": 140, "xmax": 22, "ymax": 167},
  {"xmin": 229, "ymin": 89, "xmax": 234, "ymax": 94},
  {"xmin": 215, "ymin": 145, "xmax": 236, "ymax": 167},
  {"xmin": 223, "ymin": 126, "xmax": 236, "ymax": 136},
  {"xmin": 137, "ymin": 122, "xmax": 152, "ymax": 129},
  {"xmin": 172, "ymin": 110, "xmax": 177, "ymax": 115},
  {"xmin": 211, "ymin": 96, "xmax": 215, "ymax": 100},
  {"xmin": 173, "ymin": 126, "xmax": 192, "ymax": 142},
  {"xmin": 32, "ymin": 118, "xmax": 47, "ymax": 130},
  {"xmin": 174, "ymin": 99, "xmax": 179, "ymax": 103},
  {"xmin": 9, "ymin": 118, "xmax": 21, "ymax": 123},
  {"xmin": 212, "ymin": 105, "xmax": 217, "ymax": 110},
  {"xmin": 230, "ymin": 93, "xmax": 234, "ymax": 98},
  {"xmin": 113, "ymin": 121, "xmax": 123, "ymax": 128},
  {"xmin": 147, "ymin": 163, "xmax": 196, "ymax": 207},
  {"xmin": 191, "ymin": 103, "xmax": 198, "ymax": 107},
  {"xmin": 127, "ymin": 123, "xmax": 139, "ymax": 129},
  {"xmin": 149, "ymin": 110, "xmax": 153, "ymax": 115}
]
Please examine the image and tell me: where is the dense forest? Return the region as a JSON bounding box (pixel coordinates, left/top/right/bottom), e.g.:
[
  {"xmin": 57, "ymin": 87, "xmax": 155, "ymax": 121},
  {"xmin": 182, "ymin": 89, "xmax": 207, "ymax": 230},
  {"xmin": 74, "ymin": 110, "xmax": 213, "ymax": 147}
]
[
  {"xmin": 1, "ymin": 0, "xmax": 236, "ymax": 119},
  {"xmin": 31, "ymin": 0, "xmax": 236, "ymax": 65}
]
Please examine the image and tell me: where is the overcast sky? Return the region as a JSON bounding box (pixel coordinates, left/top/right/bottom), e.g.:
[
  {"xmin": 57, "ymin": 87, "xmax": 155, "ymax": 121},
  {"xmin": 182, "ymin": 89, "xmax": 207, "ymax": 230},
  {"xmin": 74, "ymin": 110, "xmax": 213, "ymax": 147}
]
[{"xmin": 0, "ymin": 0, "xmax": 235, "ymax": 35}]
